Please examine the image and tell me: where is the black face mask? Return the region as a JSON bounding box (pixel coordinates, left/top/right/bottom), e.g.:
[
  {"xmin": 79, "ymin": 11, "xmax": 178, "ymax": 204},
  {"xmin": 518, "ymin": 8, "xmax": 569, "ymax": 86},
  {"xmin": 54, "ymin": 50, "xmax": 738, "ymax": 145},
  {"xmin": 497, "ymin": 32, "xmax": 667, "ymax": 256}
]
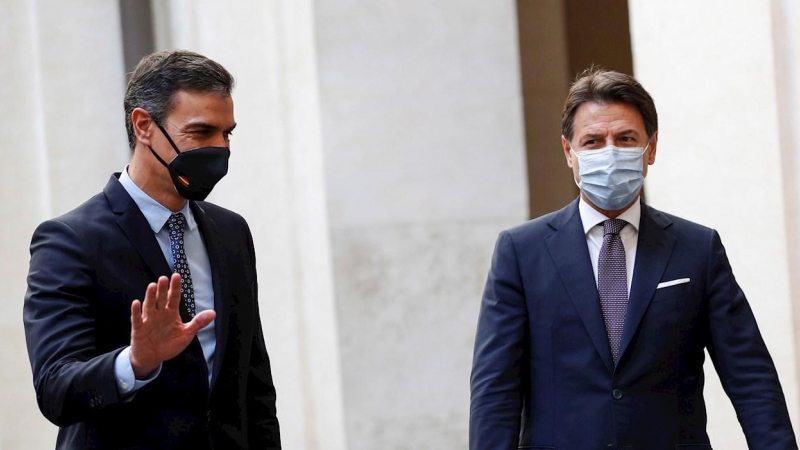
[{"xmin": 148, "ymin": 123, "xmax": 230, "ymax": 201}]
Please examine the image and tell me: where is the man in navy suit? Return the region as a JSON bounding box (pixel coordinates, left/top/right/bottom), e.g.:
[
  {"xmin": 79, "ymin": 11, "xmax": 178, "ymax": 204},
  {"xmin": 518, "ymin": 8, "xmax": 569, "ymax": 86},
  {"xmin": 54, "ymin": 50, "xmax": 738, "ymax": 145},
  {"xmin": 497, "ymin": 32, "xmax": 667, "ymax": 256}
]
[
  {"xmin": 24, "ymin": 50, "xmax": 280, "ymax": 449},
  {"xmin": 469, "ymin": 68, "xmax": 796, "ymax": 449}
]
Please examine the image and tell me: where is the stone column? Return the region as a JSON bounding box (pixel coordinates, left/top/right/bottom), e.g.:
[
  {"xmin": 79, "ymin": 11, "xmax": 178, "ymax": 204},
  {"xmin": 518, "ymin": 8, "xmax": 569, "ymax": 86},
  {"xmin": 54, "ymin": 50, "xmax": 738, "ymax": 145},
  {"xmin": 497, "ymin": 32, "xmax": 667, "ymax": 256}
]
[
  {"xmin": 152, "ymin": 1, "xmax": 349, "ymax": 449},
  {"xmin": 773, "ymin": 0, "xmax": 800, "ymax": 418},
  {"xmin": 629, "ymin": 1, "xmax": 800, "ymax": 447},
  {"xmin": 313, "ymin": 0, "xmax": 529, "ymax": 447},
  {"xmin": 0, "ymin": 0, "xmax": 128, "ymax": 447}
]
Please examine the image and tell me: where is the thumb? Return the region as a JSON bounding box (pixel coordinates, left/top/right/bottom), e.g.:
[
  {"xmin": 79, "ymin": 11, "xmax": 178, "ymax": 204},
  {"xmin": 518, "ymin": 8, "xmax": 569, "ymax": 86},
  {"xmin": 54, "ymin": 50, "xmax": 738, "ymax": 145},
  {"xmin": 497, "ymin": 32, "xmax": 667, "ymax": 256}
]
[{"xmin": 186, "ymin": 310, "xmax": 216, "ymax": 334}]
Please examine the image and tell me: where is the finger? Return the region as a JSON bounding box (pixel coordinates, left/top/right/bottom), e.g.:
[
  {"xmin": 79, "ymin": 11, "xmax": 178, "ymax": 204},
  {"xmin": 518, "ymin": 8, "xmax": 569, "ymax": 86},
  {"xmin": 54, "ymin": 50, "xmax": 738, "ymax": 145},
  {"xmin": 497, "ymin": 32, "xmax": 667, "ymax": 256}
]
[
  {"xmin": 186, "ymin": 310, "xmax": 216, "ymax": 334},
  {"xmin": 142, "ymin": 282, "xmax": 158, "ymax": 319},
  {"xmin": 131, "ymin": 300, "xmax": 143, "ymax": 330},
  {"xmin": 166, "ymin": 272, "xmax": 182, "ymax": 311},
  {"xmin": 155, "ymin": 275, "xmax": 170, "ymax": 310}
]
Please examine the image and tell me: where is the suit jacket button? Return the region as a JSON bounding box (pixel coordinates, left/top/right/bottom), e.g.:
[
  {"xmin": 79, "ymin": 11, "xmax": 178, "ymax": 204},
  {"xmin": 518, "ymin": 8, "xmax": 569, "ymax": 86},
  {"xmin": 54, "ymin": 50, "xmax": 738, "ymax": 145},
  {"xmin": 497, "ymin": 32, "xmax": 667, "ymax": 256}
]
[{"xmin": 612, "ymin": 389, "xmax": 623, "ymax": 400}]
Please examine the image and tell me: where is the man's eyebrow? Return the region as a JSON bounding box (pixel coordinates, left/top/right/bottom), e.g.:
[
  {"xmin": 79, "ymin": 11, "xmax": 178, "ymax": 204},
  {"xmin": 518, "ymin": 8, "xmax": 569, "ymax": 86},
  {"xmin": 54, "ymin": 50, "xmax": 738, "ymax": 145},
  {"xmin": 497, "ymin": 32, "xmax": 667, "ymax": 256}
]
[
  {"xmin": 578, "ymin": 132, "xmax": 605, "ymax": 140},
  {"xmin": 181, "ymin": 121, "xmax": 214, "ymax": 131},
  {"xmin": 181, "ymin": 121, "xmax": 237, "ymax": 132}
]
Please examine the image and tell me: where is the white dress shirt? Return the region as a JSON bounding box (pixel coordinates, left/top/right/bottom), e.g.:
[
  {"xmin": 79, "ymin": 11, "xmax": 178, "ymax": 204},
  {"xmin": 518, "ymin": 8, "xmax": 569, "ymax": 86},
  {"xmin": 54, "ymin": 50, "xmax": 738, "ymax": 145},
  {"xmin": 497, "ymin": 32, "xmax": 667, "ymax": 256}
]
[
  {"xmin": 578, "ymin": 196, "xmax": 641, "ymax": 294},
  {"xmin": 113, "ymin": 167, "xmax": 216, "ymax": 396}
]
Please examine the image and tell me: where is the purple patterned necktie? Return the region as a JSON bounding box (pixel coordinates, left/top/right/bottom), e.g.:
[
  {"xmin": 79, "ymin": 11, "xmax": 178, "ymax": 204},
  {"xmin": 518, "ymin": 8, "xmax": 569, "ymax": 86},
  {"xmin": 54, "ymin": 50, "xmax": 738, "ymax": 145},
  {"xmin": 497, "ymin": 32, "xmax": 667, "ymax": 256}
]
[
  {"xmin": 167, "ymin": 212, "xmax": 196, "ymax": 318},
  {"xmin": 598, "ymin": 218, "xmax": 628, "ymax": 364}
]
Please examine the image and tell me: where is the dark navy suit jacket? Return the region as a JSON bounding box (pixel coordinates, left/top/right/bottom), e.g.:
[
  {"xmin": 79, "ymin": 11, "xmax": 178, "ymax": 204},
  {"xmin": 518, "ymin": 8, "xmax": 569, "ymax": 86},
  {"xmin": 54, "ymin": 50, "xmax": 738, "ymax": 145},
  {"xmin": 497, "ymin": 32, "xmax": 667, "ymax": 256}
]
[
  {"xmin": 470, "ymin": 199, "xmax": 796, "ymax": 449},
  {"xmin": 24, "ymin": 175, "xmax": 280, "ymax": 449}
]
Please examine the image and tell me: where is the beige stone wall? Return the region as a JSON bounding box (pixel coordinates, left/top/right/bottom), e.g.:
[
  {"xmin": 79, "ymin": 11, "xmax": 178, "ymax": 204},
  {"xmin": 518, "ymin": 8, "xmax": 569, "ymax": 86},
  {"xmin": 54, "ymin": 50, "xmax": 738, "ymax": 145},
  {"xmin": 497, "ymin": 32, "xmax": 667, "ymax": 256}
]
[{"xmin": 313, "ymin": 1, "xmax": 528, "ymax": 447}]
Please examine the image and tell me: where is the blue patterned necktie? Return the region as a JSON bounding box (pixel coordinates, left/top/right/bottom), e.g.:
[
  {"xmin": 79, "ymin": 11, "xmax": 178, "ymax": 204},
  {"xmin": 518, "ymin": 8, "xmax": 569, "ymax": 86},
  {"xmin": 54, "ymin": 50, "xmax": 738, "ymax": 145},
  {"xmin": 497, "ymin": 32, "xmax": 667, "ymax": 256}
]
[
  {"xmin": 167, "ymin": 212, "xmax": 196, "ymax": 318},
  {"xmin": 598, "ymin": 218, "xmax": 628, "ymax": 364}
]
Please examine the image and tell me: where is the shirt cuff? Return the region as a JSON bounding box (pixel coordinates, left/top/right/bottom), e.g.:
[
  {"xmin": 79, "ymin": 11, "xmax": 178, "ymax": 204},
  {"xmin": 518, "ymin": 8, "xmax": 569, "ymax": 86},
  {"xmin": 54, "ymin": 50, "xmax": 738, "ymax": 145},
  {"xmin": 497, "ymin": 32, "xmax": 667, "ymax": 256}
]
[{"xmin": 113, "ymin": 347, "xmax": 162, "ymax": 397}]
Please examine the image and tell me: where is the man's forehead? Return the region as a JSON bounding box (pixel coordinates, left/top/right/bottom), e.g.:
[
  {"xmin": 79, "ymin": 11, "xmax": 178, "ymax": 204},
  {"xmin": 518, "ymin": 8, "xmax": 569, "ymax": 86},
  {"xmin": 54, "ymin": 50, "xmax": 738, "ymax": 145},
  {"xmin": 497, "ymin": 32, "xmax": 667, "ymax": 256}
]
[
  {"xmin": 166, "ymin": 90, "xmax": 235, "ymax": 126},
  {"xmin": 573, "ymin": 101, "xmax": 645, "ymax": 132}
]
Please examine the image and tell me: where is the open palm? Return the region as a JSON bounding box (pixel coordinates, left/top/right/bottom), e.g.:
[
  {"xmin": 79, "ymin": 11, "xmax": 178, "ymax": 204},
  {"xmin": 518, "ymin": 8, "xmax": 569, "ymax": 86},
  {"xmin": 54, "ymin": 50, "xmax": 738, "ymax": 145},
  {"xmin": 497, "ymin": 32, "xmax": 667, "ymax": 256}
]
[{"xmin": 129, "ymin": 273, "xmax": 215, "ymax": 378}]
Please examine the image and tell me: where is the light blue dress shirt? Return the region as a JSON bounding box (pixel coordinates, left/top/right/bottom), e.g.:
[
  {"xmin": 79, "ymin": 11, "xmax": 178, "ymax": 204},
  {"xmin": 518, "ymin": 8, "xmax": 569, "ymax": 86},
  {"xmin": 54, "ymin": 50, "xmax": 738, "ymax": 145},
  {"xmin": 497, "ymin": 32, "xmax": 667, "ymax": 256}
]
[{"xmin": 114, "ymin": 168, "xmax": 217, "ymax": 396}]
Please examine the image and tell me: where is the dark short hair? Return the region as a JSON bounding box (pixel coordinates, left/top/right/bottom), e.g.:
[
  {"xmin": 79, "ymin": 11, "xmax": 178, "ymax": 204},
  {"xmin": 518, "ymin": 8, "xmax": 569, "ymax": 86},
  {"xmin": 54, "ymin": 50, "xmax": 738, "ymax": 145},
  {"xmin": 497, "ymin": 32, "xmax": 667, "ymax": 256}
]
[
  {"xmin": 561, "ymin": 67, "xmax": 657, "ymax": 141},
  {"xmin": 123, "ymin": 50, "xmax": 235, "ymax": 149}
]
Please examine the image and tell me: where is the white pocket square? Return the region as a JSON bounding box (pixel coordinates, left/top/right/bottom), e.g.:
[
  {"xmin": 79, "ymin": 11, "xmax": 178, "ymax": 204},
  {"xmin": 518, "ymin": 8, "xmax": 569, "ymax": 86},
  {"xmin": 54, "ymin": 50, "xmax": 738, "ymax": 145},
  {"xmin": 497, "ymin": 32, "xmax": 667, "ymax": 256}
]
[{"xmin": 657, "ymin": 278, "xmax": 690, "ymax": 289}]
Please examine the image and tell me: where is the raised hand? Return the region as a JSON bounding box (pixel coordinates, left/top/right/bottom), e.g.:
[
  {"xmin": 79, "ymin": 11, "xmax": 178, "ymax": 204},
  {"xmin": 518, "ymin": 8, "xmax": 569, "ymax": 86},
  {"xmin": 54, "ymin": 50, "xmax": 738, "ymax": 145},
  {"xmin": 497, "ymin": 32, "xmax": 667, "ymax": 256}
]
[{"xmin": 129, "ymin": 273, "xmax": 216, "ymax": 378}]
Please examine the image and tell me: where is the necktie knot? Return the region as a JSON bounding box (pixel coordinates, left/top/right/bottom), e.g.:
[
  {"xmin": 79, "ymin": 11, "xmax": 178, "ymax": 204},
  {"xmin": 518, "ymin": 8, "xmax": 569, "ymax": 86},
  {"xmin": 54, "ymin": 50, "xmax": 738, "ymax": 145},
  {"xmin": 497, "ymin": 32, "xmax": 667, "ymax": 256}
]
[
  {"xmin": 167, "ymin": 213, "xmax": 186, "ymax": 237},
  {"xmin": 603, "ymin": 218, "xmax": 627, "ymax": 236}
]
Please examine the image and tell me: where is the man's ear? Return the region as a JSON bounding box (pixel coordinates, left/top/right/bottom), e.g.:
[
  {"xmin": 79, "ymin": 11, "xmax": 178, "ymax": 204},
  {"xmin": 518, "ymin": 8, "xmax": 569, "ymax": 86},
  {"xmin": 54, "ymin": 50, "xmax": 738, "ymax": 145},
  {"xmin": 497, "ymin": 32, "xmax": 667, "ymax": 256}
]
[
  {"xmin": 131, "ymin": 108, "xmax": 155, "ymax": 147},
  {"xmin": 647, "ymin": 130, "xmax": 658, "ymax": 165},
  {"xmin": 562, "ymin": 135, "xmax": 574, "ymax": 168}
]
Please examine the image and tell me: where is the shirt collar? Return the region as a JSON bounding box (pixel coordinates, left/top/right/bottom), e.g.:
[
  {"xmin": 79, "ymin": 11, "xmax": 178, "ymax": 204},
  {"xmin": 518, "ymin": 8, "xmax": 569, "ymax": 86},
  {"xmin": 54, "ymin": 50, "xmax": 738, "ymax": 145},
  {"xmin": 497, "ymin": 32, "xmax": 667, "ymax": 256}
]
[
  {"xmin": 118, "ymin": 166, "xmax": 197, "ymax": 233},
  {"xmin": 578, "ymin": 195, "xmax": 641, "ymax": 235}
]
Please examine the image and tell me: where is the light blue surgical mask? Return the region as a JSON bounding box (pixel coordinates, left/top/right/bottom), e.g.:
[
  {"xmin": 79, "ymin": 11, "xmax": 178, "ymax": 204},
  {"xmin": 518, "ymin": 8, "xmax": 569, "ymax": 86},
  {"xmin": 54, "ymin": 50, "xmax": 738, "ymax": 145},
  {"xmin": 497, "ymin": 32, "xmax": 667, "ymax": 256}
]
[{"xmin": 571, "ymin": 144, "xmax": 649, "ymax": 211}]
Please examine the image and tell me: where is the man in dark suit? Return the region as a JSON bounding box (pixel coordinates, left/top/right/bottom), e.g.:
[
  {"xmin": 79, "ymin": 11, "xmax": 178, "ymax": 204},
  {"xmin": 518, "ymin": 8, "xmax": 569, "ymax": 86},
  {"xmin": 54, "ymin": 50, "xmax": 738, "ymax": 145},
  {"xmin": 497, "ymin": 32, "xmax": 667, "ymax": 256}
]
[
  {"xmin": 470, "ymin": 68, "xmax": 796, "ymax": 449},
  {"xmin": 24, "ymin": 50, "xmax": 281, "ymax": 449}
]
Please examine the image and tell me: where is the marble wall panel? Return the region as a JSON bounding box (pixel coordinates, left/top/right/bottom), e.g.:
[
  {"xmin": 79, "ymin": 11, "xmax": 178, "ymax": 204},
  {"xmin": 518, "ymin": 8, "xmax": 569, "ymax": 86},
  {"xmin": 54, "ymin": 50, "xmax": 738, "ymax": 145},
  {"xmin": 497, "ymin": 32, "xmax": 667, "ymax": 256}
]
[
  {"xmin": 315, "ymin": 1, "xmax": 529, "ymax": 446},
  {"xmin": 332, "ymin": 220, "xmax": 520, "ymax": 449},
  {"xmin": 315, "ymin": 0, "xmax": 528, "ymax": 230},
  {"xmin": 152, "ymin": 1, "xmax": 532, "ymax": 446}
]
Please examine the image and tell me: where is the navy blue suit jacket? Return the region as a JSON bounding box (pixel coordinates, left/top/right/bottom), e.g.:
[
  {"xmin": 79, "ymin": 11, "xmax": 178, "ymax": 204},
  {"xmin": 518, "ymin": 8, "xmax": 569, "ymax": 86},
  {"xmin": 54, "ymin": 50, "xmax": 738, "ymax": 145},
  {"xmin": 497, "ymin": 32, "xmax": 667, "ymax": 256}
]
[
  {"xmin": 470, "ymin": 199, "xmax": 796, "ymax": 449},
  {"xmin": 24, "ymin": 175, "xmax": 280, "ymax": 449}
]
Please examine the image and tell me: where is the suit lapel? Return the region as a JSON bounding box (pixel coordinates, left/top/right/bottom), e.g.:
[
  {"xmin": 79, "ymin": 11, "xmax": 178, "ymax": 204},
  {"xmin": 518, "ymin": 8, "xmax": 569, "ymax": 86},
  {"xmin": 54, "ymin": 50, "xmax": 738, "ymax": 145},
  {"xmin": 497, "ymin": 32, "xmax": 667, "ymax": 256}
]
[
  {"xmin": 617, "ymin": 202, "xmax": 675, "ymax": 367},
  {"xmin": 545, "ymin": 199, "xmax": 615, "ymax": 372},
  {"xmin": 191, "ymin": 201, "xmax": 230, "ymax": 391},
  {"xmin": 105, "ymin": 175, "xmax": 172, "ymax": 280}
]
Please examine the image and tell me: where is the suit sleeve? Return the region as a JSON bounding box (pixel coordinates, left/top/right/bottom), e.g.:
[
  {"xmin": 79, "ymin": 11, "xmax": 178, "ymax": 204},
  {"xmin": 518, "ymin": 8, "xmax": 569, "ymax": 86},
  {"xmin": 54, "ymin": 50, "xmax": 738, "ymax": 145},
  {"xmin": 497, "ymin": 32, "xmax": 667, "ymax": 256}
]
[
  {"xmin": 23, "ymin": 219, "xmax": 123, "ymax": 427},
  {"xmin": 704, "ymin": 229, "xmax": 797, "ymax": 449},
  {"xmin": 470, "ymin": 231, "xmax": 528, "ymax": 450},
  {"xmin": 242, "ymin": 221, "xmax": 281, "ymax": 449}
]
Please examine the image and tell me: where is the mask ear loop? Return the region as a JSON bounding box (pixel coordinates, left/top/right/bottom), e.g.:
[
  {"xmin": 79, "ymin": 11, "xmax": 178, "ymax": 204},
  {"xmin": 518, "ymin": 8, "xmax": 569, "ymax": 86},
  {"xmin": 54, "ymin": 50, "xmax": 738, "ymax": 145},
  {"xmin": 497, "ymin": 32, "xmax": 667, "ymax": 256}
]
[
  {"xmin": 148, "ymin": 122, "xmax": 182, "ymax": 168},
  {"xmin": 568, "ymin": 142, "xmax": 583, "ymax": 189},
  {"xmin": 156, "ymin": 123, "xmax": 182, "ymax": 155}
]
